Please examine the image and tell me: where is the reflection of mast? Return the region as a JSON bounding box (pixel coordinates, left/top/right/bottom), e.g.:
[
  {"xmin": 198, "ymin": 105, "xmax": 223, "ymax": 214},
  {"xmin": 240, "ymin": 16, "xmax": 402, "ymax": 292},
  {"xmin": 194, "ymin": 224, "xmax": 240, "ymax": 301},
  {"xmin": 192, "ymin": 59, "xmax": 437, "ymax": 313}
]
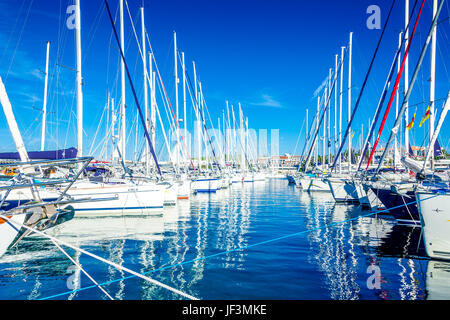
[
  {"xmin": 139, "ymin": 240, "xmax": 158, "ymax": 300},
  {"xmin": 189, "ymin": 195, "xmax": 209, "ymax": 290},
  {"xmin": 68, "ymin": 250, "xmax": 82, "ymax": 300},
  {"xmin": 106, "ymin": 240, "xmax": 125, "ymax": 299},
  {"xmin": 426, "ymin": 260, "xmax": 450, "ymax": 300},
  {"xmin": 306, "ymin": 196, "xmax": 360, "ymax": 299}
]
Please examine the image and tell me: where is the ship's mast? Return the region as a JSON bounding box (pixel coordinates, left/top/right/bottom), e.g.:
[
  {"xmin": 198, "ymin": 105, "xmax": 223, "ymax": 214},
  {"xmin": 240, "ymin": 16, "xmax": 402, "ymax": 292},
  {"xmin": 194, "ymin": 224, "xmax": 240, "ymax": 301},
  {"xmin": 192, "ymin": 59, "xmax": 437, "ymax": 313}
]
[{"xmin": 41, "ymin": 41, "xmax": 50, "ymax": 151}]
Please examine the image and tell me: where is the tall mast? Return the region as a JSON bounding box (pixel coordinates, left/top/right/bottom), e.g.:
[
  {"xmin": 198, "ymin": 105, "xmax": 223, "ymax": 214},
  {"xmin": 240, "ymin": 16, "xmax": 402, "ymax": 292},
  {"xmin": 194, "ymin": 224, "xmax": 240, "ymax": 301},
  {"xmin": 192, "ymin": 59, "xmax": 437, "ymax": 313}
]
[
  {"xmin": 334, "ymin": 54, "xmax": 338, "ymax": 158},
  {"xmin": 231, "ymin": 104, "xmax": 236, "ymax": 168},
  {"xmin": 404, "ymin": 0, "xmax": 410, "ymax": 155},
  {"xmin": 239, "ymin": 103, "xmax": 245, "ymax": 171},
  {"xmin": 193, "ymin": 61, "xmax": 201, "ymax": 168},
  {"xmin": 429, "ymin": 0, "xmax": 437, "ymax": 170},
  {"xmin": 149, "ymin": 52, "xmax": 156, "ymax": 147},
  {"xmin": 315, "ymin": 95, "xmax": 319, "ymax": 166},
  {"xmin": 173, "ymin": 31, "xmax": 179, "ymax": 166},
  {"xmin": 328, "ymin": 68, "xmax": 332, "ymax": 165},
  {"xmin": 323, "ymin": 87, "xmax": 328, "ymax": 169},
  {"xmin": 348, "ymin": 32, "xmax": 353, "ymax": 172},
  {"xmin": 75, "ymin": 0, "xmax": 83, "ymax": 157},
  {"xmin": 226, "ymin": 101, "xmax": 230, "ymax": 164},
  {"xmin": 339, "ymin": 46, "xmax": 345, "ymax": 173},
  {"xmin": 395, "ymin": 31, "xmax": 403, "ymax": 168},
  {"xmin": 119, "ymin": 0, "xmax": 126, "ymax": 161},
  {"xmin": 106, "ymin": 93, "xmax": 110, "ymax": 159},
  {"xmin": 174, "ymin": 32, "xmax": 179, "ymax": 125},
  {"xmin": 182, "ymin": 52, "xmax": 187, "ymax": 152},
  {"xmin": 141, "ymin": 7, "xmax": 149, "ymax": 172},
  {"xmin": 111, "ymin": 98, "xmax": 115, "ymax": 161},
  {"xmin": 41, "ymin": 41, "xmax": 50, "ymax": 151}
]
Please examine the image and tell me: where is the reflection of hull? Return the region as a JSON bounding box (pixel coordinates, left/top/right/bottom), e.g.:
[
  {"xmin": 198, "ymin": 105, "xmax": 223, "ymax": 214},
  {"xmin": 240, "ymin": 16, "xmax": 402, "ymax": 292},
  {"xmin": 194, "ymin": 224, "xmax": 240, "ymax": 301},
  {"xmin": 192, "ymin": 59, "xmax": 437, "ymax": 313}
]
[
  {"xmin": 371, "ymin": 187, "xmax": 419, "ymax": 225},
  {"xmin": 46, "ymin": 214, "xmax": 166, "ymax": 242},
  {"xmin": 0, "ymin": 213, "xmax": 26, "ymax": 257},
  {"xmin": 426, "ymin": 260, "xmax": 450, "ymax": 299},
  {"xmin": 327, "ymin": 178, "xmax": 359, "ymax": 203},
  {"xmin": 375, "ymin": 224, "xmax": 425, "ymax": 258},
  {"xmin": 416, "ymin": 192, "xmax": 450, "ymax": 260}
]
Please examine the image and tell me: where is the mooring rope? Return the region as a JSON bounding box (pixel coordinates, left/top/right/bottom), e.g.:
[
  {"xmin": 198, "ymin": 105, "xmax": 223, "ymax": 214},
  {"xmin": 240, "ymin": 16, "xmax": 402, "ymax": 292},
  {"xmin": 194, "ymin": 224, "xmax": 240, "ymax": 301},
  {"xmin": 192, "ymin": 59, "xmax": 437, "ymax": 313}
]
[
  {"xmin": 38, "ymin": 193, "xmax": 440, "ymax": 300},
  {"xmin": 0, "ymin": 213, "xmax": 198, "ymax": 300},
  {"xmin": 50, "ymin": 239, "xmax": 114, "ymax": 300}
]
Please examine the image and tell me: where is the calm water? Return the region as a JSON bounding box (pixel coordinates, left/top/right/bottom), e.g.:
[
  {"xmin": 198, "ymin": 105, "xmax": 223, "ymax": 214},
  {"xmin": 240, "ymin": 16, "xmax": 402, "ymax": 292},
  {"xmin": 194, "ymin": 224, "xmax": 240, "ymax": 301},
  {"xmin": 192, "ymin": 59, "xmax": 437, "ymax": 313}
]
[{"xmin": 0, "ymin": 178, "xmax": 449, "ymax": 300}]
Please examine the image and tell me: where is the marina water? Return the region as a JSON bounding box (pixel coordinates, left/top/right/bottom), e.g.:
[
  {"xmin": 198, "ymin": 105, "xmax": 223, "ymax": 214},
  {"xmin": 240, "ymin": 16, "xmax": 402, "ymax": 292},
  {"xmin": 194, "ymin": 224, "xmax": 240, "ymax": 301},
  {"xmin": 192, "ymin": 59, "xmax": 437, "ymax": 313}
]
[{"xmin": 0, "ymin": 178, "xmax": 448, "ymax": 300}]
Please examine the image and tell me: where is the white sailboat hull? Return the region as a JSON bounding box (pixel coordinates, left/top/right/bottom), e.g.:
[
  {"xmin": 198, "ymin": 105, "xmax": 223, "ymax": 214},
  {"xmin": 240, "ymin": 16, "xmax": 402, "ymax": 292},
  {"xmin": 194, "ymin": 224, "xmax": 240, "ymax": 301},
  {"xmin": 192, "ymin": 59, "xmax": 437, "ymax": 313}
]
[
  {"xmin": 327, "ymin": 178, "xmax": 359, "ymax": 203},
  {"xmin": 416, "ymin": 192, "xmax": 450, "ymax": 260},
  {"xmin": 299, "ymin": 176, "xmax": 331, "ymax": 192},
  {"xmin": 192, "ymin": 178, "xmax": 220, "ymax": 193},
  {"xmin": 67, "ymin": 181, "xmax": 165, "ymax": 215}
]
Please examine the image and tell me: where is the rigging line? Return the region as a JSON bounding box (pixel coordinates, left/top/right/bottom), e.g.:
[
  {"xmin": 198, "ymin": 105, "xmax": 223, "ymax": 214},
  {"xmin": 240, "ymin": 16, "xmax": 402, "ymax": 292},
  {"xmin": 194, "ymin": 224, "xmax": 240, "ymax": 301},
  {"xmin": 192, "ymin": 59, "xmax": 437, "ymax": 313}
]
[
  {"xmin": 331, "ymin": 0, "xmax": 396, "ymax": 171},
  {"xmin": 4, "ymin": 0, "xmax": 34, "ymax": 82},
  {"xmin": 156, "ymin": 63, "xmax": 196, "ymax": 173},
  {"xmin": 357, "ymin": 1, "xmax": 420, "ymax": 171},
  {"xmin": 104, "ymin": 0, "xmax": 161, "ymax": 177},
  {"xmin": 302, "ymin": 55, "xmax": 345, "ymax": 172},
  {"xmin": 374, "ymin": 0, "xmax": 446, "ymax": 173},
  {"xmin": 184, "ymin": 69, "xmax": 222, "ymax": 172},
  {"xmin": 140, "ymin": 30, "xmax": 196, "ymax": 173},
  {"xmin": 292, "ymin": 116, "xmax": 306, "ymax": 157},
  {"xmin": 0, "ymin": 0, "xmax": 26, "ymax": 62},
  {"xmin": 0, "ymin": 212, "xmax": 198, "ymax": 300},
  {"xmin": 366, "ymin": 0, "xmax": 426, "ymax": 170},
  {"xmin": 199, "ymin": 86, "xmax": 227, "ymax": 165},
  {"xmin": 40, "ymin": 193, "xmax": 441, "ymax": 300},
  {"xmin": 88, "ymin": 101, "xmax": 108, "ymax": 156}
]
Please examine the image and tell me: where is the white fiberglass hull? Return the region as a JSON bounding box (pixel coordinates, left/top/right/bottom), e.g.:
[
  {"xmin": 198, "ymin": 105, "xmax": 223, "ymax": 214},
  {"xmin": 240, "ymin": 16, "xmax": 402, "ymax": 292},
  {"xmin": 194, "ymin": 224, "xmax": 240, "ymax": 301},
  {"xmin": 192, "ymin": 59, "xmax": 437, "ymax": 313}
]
[
  {"xmin": 192, "ymin": 178, "xmax": 220, "ymax": 193},
  {"xmin": 354, "ymin": 181, "xmax": 370, "ymax": 207},
  {"xmin": 327, "ymin": 178, "xmax": 359, "ymax": 203},
  {"xmin": 365, "ymin": 183, "xmax": 386, "ymax": 211},
  {"xmin": 67, "ymin": 181, "xmax": 165, "ymax": 215},
  {"xmin": 0, "ymin": 213, "xmax": 26, "ymax": 257},
  {"xmin": 177, "ymin": 180, "xmax": 191, "ymax": 200},
  {"xmin": 231, "ymin": 175, "xmax": 244, "ymax": 183},
  {"xmin": 299, "ymin": 176, "xmax": 330, "ymax": 192},
  {"xmin": 416, "ymin": 192, "xmax": 450, "ymax": 260}
]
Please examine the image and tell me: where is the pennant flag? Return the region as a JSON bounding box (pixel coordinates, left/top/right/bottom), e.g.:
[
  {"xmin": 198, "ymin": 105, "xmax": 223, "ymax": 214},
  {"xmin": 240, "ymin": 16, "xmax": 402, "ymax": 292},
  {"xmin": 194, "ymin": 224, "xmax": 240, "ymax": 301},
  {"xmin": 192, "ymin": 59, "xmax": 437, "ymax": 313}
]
[
  {"xmin": 407, "ymin": 113, "xmax": 416, "ymax": 130},
  {"xmin": 419, "ymin": 106, "xmax": 430, "ymax": 127}
]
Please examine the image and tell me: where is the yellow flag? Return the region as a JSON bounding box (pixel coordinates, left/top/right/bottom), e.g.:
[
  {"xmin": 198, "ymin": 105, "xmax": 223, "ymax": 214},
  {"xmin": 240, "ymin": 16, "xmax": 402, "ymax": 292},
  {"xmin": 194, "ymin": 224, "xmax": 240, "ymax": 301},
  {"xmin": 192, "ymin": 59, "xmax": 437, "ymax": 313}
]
[
  {"xmin": 419, "ymin": 107, "xmax": 430, "ymax": 127},
  {"xmin": 407, "ymin": 113, "xmax": 416, "ymax": 130}
]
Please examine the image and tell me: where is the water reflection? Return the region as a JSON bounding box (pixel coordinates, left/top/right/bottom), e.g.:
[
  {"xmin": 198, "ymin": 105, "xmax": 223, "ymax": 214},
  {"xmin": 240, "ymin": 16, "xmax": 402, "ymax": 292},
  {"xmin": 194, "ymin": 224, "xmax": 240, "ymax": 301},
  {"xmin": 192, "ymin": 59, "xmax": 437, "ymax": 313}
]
[
  {"xmin": 426, "ymin": 260, "xmax": 450, "ymax": 300},
  {"xmin": 305, "ymin": 192, "xmax": 361, "ymax": 300},
  {"xmin": 0, "ymin": 179, "xmax": 450, "ymax": 300}
]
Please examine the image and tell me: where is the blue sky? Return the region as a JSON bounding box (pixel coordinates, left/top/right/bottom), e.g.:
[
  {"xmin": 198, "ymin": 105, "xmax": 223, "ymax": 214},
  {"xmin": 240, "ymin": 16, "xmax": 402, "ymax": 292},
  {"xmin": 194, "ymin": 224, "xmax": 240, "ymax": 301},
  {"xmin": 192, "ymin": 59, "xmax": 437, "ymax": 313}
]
[{"xmin": 0, "ymin": 0, "xmax": 449, "ymax": 160}]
